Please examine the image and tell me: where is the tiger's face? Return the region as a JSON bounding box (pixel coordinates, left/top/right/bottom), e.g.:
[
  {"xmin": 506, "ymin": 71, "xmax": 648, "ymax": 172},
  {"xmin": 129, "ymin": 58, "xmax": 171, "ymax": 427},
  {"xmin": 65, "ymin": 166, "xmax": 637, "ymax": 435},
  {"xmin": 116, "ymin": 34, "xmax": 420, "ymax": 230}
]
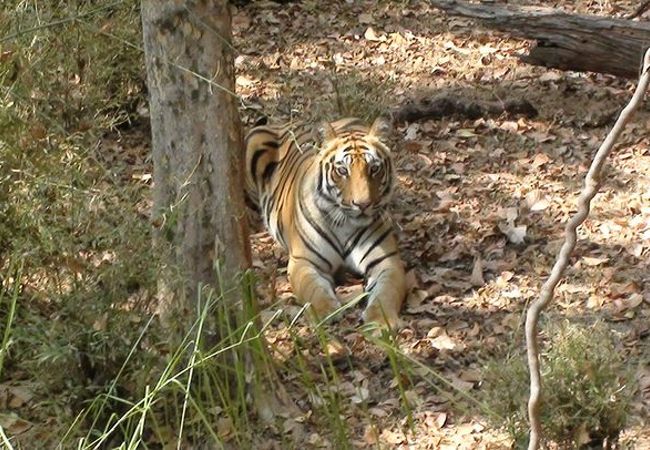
[{"xmin": 316, "ymin": 118, "xmax": 394, "ymax": 225}]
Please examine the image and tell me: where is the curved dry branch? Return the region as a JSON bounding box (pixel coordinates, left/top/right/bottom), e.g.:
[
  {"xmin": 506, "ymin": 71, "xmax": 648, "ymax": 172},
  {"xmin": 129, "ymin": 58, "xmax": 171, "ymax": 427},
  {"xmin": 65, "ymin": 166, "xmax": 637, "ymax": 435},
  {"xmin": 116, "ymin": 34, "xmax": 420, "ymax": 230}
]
[{"xmin": 524, "ymin": 47, "xmax": 650, "ymax": 450}]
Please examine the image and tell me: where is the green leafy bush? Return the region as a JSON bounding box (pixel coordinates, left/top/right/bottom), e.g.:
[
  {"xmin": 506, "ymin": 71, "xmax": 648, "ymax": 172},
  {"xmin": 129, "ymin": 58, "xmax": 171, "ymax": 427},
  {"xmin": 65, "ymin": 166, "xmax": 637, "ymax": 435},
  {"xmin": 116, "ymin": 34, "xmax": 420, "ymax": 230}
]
[
  {"xmin": 482, "ymin": 321, "xmax": 635, "ymax": 448},
  {"xmin": 0, "ymin": 0, "xmax": 156, "ymax": 444}
]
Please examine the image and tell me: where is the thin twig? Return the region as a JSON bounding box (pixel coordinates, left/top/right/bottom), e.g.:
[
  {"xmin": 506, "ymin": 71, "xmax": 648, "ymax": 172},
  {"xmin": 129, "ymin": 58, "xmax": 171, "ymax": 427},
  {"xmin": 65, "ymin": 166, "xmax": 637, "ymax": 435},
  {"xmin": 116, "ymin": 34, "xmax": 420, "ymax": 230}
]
[
  {"xmin": 76, "ymin": 19, "xmax": 245, "ymax": 105},
  {"xmin": 0, "ymin": 1, "xmax": 124, "ymax": 43},
  {"xmin": 524, "ymin": 47, "xmax": 650, "ymax": 450},
  {"xmin": 627, "ymin": 0, "xmax": 650, "ymax": 19},
  {"xmin": 0, "ymin": 425, "xmax": 14, "ymax": 450}
]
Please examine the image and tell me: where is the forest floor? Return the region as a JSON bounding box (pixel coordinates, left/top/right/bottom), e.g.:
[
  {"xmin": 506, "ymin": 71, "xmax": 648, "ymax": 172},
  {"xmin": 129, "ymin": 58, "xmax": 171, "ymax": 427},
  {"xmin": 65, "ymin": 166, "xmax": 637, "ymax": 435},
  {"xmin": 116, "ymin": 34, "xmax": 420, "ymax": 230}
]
[
  {"xmin": 222, "ymin": 0, "xmax": 650, "ymax": 448},
  {"xmin": 4, "ymin": 0, "xmax": 650, "ymax": 448}
]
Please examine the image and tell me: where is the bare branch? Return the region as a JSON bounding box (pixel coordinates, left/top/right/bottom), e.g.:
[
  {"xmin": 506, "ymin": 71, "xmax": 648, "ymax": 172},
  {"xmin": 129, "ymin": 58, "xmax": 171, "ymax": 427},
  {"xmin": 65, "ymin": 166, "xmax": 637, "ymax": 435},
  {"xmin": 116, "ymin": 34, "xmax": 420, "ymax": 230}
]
[{"xmin": 524, "ymin": 47, "xmax": 650, "ymax": 450}]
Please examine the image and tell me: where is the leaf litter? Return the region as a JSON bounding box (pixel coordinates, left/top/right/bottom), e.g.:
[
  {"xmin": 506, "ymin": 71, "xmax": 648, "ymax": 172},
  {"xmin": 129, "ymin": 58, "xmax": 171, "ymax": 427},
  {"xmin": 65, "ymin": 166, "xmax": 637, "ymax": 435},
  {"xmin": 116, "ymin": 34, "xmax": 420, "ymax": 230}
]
[
  {"xmin": 231, "ymin": 0, "xmax": 650, "ymax": 447},
  {"xmin": 11, "ymin": 0, "xmax": 644, "ymax": 448}
]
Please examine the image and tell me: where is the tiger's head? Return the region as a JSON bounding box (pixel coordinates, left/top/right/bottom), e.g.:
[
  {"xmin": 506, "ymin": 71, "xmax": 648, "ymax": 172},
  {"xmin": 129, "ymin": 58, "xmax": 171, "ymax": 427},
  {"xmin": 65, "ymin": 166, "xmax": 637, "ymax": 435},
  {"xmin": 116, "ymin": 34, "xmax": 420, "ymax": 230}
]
[{"xmin": 316, "ymin": 117, "xmax": 395, "ymax": 225}]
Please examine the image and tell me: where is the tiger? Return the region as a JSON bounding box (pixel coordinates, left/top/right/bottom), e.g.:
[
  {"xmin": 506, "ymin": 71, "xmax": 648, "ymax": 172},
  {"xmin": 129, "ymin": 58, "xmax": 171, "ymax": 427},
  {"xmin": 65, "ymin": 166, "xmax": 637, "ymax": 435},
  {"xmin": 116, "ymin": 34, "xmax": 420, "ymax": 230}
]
[{"xmin": 245, "ymin": 116, "xmax": 406, "ymax": 328}]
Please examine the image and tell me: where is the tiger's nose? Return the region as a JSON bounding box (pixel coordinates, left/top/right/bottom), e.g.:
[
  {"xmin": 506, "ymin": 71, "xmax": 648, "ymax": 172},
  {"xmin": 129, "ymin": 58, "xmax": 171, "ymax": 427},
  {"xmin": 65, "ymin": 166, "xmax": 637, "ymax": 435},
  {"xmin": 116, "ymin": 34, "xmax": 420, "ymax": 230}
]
[{"xmin": 352, "ymin": 200, "xmax": 371, "ymax": 210}]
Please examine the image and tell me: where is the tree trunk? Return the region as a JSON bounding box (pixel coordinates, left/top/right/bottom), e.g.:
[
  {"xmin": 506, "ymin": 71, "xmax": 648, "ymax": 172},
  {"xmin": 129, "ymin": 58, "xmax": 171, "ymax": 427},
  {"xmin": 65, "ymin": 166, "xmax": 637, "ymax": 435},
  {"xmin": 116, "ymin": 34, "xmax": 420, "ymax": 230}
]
[
  {"xmin": 429, "ymin": 0, "xmax": 650, "ymax": 79},
  {"xmin": 141, "ymin": 0, "xmax": 250, "ymax": 319}
]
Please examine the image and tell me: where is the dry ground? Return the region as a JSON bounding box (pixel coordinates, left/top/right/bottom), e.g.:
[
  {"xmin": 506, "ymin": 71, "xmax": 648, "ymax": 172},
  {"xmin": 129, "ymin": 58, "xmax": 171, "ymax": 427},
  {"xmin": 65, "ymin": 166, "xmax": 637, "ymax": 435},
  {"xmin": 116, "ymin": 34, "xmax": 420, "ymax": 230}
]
[
  {"xmin": 224, "ymin": 0, "xmax": 650, "ymax": 448},
  {"xmin": 91, "ymin": 0, "xmax": 650, "ymax": 448}
]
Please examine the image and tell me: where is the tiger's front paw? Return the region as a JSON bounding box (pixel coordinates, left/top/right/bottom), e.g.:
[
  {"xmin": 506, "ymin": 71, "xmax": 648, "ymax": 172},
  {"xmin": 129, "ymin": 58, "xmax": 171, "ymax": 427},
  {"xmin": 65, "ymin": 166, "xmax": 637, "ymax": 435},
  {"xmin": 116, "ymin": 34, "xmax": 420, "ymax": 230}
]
[
  {"xmin": 362, "ymin": 303, "xmax": 403, "ymax": 330},
  {"xmin": 308, "ymin": 296, "xmax": 343, "ymax": 322}
]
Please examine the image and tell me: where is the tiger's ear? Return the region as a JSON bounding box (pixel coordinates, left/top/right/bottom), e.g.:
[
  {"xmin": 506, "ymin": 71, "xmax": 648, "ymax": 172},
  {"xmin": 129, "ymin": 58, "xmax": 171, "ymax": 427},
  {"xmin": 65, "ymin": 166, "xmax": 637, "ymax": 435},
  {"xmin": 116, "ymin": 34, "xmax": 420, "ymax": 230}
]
[
  {"xmin": 368, "ymin": 115, "xmax": 393, "ymax": 140},
  {"xmin": 317, "ymin": 121, "xmax": 337, "ymax": 143}
]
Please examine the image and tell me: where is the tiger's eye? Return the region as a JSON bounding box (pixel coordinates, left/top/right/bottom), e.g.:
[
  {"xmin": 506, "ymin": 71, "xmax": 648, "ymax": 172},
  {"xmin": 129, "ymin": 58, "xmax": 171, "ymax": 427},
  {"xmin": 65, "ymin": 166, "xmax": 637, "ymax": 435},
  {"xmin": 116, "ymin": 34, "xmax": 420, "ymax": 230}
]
[
  {"xmin": 369, "ymin": 163, "xmax": 381, "ymax": 175},
  {"xmin": 336, "ymin": 165, "xmax": 349, "ymax": 177}
]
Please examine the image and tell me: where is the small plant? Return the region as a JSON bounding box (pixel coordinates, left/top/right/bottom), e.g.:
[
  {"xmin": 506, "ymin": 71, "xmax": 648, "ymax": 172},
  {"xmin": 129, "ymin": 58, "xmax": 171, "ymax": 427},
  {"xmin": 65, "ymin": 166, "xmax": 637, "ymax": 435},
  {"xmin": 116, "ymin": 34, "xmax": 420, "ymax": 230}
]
[
  {"xmin": 327, "ymin": 71, "xmax": 397, "ymax": 122},
  {"xmin": 481, "ymin": 321, "xmax": 635, "ymax": 448},
  {"xmin": 275, "ymin": 69, "xmax": 396, "ymax": 124}
]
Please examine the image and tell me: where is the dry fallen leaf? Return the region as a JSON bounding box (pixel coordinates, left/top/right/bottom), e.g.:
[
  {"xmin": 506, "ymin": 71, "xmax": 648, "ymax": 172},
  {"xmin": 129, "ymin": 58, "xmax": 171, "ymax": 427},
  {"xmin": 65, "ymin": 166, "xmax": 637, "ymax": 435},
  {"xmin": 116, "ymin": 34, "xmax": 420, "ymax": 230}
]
[
  {"xmin": 451, "ymin": 376, "xmax": 475, "ymax": 392},
  {"xmin": 499, "ymin": 121, "xmax": 518, "ymax": 133},
  {"xmin": 539, "ymin": 71, "xmax": 562, "ymax": 82},
  {"xmin": 587, "ymin": 295, "xmax": 605, "ymax": 309},
  {"xmin": 460, "ymin": 369, "xmax": 482, "ymax": 383},
  {"xmin": 381, "ymin": 429, "xmax": 406, "ymax": 445},
  {"xmin": 217, "ymin": 417, "xmax": 234, "ymax": 440},
  {"xmin": 368, "ymin": 407, "xmax": 388, "ymax": 418},
  {"xmin": 470, "ymin": 257, "xmax": 485, "ymax": 287},
  {"xmin": 6, "ymin": 386, "xmax": 34, "ymax": 409},
  {"xmin": 498, "ymin": 222, "xmax": 527, "ymax": 244},
  {"xmin": 404, "ymin": 123, "xmax": 419, "ymax": 141},
  {"xmin": 235, "ymin": 75, "xmax": 256, "ymax": 87},
  {"xmin": 0, "ymin": 413, "xmax": 32, "ymax": 436},
  {"xmin": 350, "ymin": 386, "xmax": 369, "ymax": 404},
  {"xmin": 283, "ymin": 418, "xmax": 305, "ymax": 441},
  {"xmin": 531, "ymin": 152, "xmax": 551, "ymax": 168},
  {"xmin": 530, "ymin": 198, "xmax": 550, "ymax": 212},
  {"xmin": 582, "ymin": 256, "xmax": 609, "ymax": 266},
  {"xmin": 325, "ymin": 338, "xmax": 349, "ymax": 360},
  {"xmin": 364, "ymin": 26, "xmax": 382, "ymax": 42},
  {"xmin": 436, "ymin": 412, "xmax": 448, "ymax": 428},
  {"xmin": 456, "ymin": 128, "xmax": 478, "ymax": 138},
  {"xmin": 525, "ymin": 189, "xmax": 550, "ymax": 212},
  {"xmin": 623, "ymin": 293, "xmax": 644, "ymax": 311},
  {"xmin": 363, "ymin": 425, "xmax": 379, "ymax": 445},
  {"xmin": 429, "ymin": 330, "xmax": 460, "ymax": 351}
]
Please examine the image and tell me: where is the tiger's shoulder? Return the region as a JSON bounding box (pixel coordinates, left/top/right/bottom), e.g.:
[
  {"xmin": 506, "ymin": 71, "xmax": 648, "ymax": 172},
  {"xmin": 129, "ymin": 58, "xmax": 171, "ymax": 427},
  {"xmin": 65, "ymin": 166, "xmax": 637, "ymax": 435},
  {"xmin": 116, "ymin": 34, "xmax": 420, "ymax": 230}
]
[{"xmin": 244, "ymin": 118, "xmax": 317, "ymax": 207}]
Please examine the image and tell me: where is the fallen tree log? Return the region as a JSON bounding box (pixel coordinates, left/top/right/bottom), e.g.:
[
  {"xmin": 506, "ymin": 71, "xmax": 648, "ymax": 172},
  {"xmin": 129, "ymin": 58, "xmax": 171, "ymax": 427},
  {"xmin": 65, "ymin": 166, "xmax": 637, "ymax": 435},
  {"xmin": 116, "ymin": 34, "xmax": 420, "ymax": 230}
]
[
  {"xmin": 390, "ymin": 94, "xmax": 537, "ymax": 123},
  {"xmin": 429, "ymin": 0, "xmax": 650, "ymax": 78}
]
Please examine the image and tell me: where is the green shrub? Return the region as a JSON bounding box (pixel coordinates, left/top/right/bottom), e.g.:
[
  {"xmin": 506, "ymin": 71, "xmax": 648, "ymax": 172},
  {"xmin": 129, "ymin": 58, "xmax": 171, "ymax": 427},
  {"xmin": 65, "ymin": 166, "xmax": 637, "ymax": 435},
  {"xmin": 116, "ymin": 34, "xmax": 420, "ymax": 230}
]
[
  {"xmin": 482, "ymin": 321, "xmax": 635, "ymax": 448},
  {"xmin": 0, "ymin": 0, "xmax": 154, "ymax": 444}
]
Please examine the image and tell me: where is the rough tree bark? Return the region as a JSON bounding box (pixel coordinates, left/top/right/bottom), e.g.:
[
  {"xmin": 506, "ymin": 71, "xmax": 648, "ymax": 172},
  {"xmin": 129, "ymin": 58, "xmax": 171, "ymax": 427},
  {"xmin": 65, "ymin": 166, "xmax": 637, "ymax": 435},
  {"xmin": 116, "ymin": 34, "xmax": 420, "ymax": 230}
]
[
  {"xmin": 141, "ymin": 4, "xmax": 301, "ymax": 430},
  {"xmin": 524, "ymin": 48, "xmax": 650, "ymax": 449},
  {"xmin": 141, "ymin": 0, "xmax": 250, "ymax": 318},
  {"xmin": 429, "ymin": 0, "xmax": 650, "ymax": 78}
]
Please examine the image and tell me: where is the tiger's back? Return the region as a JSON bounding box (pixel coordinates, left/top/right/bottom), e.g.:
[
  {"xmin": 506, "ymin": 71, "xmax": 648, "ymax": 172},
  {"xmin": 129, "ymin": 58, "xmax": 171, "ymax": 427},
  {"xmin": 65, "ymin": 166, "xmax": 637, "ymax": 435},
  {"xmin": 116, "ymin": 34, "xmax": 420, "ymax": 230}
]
[{"xmin": 244, "ymin": 119, "xmax": 317, "ymax": 247}]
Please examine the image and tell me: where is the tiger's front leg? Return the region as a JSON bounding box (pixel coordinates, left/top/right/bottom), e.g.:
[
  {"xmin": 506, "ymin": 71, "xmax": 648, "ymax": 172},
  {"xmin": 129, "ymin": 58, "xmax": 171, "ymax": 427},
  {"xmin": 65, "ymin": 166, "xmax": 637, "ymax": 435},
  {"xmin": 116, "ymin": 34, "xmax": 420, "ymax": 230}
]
[
  {"xmin": 287, "ymin": 257, "xmax": 342, "ymax": 321},
  {"xmin": 362, "ymin": 253, "xmax": 406, "ymax": 329},
  {"xmin": 347, "ymin": 224, "xmax": 406, "ymax": 328}
]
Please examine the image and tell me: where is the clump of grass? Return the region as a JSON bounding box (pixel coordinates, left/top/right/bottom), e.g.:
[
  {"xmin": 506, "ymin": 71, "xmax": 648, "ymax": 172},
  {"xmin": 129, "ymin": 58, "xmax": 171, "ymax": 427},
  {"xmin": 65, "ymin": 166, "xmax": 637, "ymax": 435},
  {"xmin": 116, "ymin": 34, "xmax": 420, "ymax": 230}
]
[
  {"xmin": 481, "ymin": 321, "xmax": 635, "ymax": 448},
  {"xmin": 0, "ymin": 261, "xmax": 21, "ymax": 381},
  {"xmin": 270, "ymin": 69, "xmax": 396, "ymax": 124},
  {"xmin": 326, "ymin": 71, "xmax": 397, "ymax": 122},
  {"xmin": 0, "ymin": 0, "xmax": 154, "ymax": 445},
  {"xmin": 67, "ymin": 272, "xmax": 278, "ymax": 449}
]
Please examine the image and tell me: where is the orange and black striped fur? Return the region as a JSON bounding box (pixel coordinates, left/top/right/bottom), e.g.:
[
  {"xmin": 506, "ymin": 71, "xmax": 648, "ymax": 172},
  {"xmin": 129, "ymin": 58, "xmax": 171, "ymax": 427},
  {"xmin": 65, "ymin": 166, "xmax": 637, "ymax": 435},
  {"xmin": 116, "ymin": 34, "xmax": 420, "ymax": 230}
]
[{"xmin": 245, "ymin": 117, "xmax": 406, "ymax": 328}]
